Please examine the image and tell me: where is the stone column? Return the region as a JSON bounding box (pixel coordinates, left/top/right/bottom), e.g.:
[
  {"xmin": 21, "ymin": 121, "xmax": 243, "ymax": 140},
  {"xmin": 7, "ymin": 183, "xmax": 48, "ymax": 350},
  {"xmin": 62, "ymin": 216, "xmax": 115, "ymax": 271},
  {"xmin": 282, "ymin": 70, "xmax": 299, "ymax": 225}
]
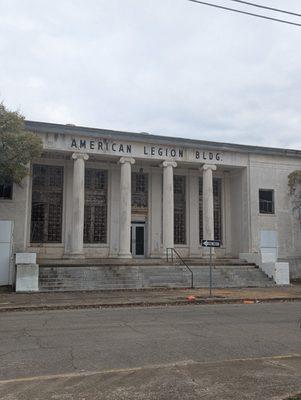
[
  {"xmin": 202, "ymin": 164, "xmax": 217, "ymax": 256},
  {"xmin": 70, "ymin": 152, "xmax": 89, "ymax": 257},
  {"xmin": 223, "ymin": 171, "xmax": 232, "ymax": 256},
  {"xmin": 118, "ymin": 157, "xmax": 135, "ymax": 258},
  {"xmin": 161, "ymin": 161, "xmax": 177, "ymax": 254},
  {"xmin": 189, "ymin": 172, "xmax": 200, "ymax": 257},
  {"xmin": 149, "ymin": 168, "xmax": 162, "ymax": 257}
]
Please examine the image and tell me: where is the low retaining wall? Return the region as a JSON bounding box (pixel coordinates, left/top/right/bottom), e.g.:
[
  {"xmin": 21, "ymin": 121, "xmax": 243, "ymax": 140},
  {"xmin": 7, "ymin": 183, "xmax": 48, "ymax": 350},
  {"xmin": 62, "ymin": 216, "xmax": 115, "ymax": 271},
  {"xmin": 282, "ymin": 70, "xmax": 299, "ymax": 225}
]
[{"xmin": 239, "ymin": 253, "xmax": 290, "ymax": 284}]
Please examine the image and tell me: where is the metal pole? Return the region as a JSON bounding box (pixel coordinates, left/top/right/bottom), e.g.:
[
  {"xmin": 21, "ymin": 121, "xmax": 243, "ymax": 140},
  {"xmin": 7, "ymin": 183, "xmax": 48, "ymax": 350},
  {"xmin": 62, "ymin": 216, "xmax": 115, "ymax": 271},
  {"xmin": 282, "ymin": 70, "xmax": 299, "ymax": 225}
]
[{"xmin": 209, "ymin": 247, "xmax": 212, "ymax": 297}]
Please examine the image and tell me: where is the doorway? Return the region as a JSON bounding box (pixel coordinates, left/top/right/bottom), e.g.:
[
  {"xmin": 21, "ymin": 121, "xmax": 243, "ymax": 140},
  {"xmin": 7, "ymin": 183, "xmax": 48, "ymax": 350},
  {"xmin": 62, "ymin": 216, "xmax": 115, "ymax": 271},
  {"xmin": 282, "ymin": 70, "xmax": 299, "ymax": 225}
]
[{"xmin": 131, "ymin": 222, "xmax": 146, "ymax": 258}]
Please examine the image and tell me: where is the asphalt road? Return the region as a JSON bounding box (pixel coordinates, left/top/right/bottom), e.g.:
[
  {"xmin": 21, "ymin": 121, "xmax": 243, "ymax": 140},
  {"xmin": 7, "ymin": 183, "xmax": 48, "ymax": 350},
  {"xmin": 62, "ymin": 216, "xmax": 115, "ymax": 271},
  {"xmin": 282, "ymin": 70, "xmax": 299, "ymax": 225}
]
[{"xmin": 0, "ymin": 303, "xmax": 301, "ymax": 399}]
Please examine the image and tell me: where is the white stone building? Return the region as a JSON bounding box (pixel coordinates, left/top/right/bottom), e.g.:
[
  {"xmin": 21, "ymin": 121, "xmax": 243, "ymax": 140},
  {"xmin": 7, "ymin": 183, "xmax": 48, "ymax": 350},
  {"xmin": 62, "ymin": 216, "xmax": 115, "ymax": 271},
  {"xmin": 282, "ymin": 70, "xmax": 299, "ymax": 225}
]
[{"xmin": 1, "ymin": 120, "xmax": 301, "ymax": 288}]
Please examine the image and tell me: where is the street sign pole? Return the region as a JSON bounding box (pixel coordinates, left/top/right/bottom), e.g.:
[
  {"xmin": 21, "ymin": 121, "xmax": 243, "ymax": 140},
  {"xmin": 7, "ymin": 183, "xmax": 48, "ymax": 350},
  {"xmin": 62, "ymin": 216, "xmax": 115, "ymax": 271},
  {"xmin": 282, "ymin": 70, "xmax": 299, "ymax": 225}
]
[
  {"xmin": 209, "ymin": 247, "xmax": 212, "ymax": 297},
  {"xmin": 201, "ymin": 239, "xmax": 220, "ymax": 298}
]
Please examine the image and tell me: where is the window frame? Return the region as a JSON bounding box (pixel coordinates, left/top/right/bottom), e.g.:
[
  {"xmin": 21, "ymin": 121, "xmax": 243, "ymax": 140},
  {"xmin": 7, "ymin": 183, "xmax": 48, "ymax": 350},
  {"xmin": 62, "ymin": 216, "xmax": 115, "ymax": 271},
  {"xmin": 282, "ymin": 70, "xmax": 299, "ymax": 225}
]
[
  {"xmin": 131, "ymin": 171, "xmax": 149, "ymax": 212},
  {"xmin": 84, "ymin": 168, "xmax": 108, "ymax": 244},
  {"xmin": 174, "ymin": 174, "xmax": 187, "ymax": 245},
  {"xmin": 30, "ymin": 164, "xmax": 64, "ymax": 244},
  {"xmin": 259, "ymin": 188, "xmax": 275, "ymax": 215},
  {"xmin": 0, "ymin": 179, "xmax": 13, "ymax": 200}
]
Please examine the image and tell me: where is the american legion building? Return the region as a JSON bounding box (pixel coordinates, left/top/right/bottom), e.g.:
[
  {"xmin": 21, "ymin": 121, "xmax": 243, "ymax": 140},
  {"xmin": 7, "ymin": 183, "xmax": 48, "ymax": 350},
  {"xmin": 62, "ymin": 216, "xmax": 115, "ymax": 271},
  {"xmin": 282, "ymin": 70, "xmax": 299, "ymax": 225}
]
[{"xmin": 1, "ymin": 120, "xmax": 301, "ymax": 290}]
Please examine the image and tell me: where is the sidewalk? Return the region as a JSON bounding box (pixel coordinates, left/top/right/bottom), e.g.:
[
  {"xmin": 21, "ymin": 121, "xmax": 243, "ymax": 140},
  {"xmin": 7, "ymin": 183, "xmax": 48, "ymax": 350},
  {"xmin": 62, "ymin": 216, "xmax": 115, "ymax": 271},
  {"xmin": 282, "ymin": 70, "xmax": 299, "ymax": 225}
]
[{"xmin": 0, "ymin": 284, "xmax": 301, "ymax": 312}]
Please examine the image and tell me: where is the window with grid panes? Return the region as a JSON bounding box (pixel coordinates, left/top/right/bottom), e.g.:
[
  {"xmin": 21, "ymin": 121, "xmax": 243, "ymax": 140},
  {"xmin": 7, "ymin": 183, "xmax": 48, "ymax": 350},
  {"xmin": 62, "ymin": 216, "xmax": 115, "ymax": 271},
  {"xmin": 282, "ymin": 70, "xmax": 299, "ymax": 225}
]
[
  {"xmin": 259, "ymin": 189, "xmax": 274, "ymax": 214},
  {"xmin": 199, "ymin": 177, "xmax": 222, "ymax": 243},
  {"xmin": 174, "ymin": 175, "xmax": 186, "ymax": 244},
  {"xmin": 84, "ymin": 169, "xmax": 108, "ymax": 243},
  {"xmin": 131, "ymin": 172, "xmax": 148, "ymax": 210},
  {"xmin": 30, "ymin": 164, "xmax": 64, "ymax": 243}
]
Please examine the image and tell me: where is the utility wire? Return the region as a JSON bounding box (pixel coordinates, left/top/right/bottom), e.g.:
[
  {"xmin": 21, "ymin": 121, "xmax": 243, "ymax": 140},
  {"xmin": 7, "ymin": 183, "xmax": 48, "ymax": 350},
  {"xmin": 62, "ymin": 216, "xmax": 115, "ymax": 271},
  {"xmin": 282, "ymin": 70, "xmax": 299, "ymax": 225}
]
[
  {"xmin": 228, "ymin": 0, "xmax": 301, "ymax": 18},
  {"xmin": 187, "ymin": 0, "xmax": 301, "ymax": 27}
]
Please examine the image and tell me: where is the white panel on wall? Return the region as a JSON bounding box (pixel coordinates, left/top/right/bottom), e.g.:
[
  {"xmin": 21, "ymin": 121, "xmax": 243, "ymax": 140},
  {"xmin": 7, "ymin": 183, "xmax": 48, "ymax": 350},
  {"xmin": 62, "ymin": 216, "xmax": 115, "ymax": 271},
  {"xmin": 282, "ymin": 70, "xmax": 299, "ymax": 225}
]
[
  {"xmin": 0, "ymin": 220, "xmax": 13, "ymax": 285},
  {"xmin": 260, "ymin": 229, "xmax": 278, "ymax": 261},
  {"xmin": 260, "ymin": 230, "xmax": 277, "ymax": 248}
]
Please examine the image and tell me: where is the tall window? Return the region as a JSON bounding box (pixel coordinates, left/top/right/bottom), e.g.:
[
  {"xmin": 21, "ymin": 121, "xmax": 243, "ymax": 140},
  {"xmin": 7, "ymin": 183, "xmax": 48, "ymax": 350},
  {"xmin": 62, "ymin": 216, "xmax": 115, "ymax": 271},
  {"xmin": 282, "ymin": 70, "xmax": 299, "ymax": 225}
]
[
  {"xmin": 31, "ymin": 165, "xmax": 64, "ymax": 243},
  {"xmin": 84, "ymin": 169, "xmax": 108, "ymax": 243},
  {"xmin": 199, "ymin": 177, "xmax": 222, "ymax": 243},
  {"xmin": 259, "ymin": 189, "xmax": 274, "ymax": 214},
  {"xmin": 174, "ymin": 175, "xmax": 186, "ymax": 244},
  {"xmin": 132, "ymin": 172, "xmax": 148, "ymax": 212}
]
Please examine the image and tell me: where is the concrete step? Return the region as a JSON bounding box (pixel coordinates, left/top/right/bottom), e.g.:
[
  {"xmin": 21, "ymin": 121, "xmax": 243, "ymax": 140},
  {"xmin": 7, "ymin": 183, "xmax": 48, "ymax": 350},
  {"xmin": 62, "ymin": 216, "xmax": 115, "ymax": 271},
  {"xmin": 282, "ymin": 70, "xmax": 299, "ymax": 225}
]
[
  {"xmin": 38, "ymin": 258, "xmax": 255, "ymax": 267},
  {"xmin": 39, "ymin": 263, "xmax": 274, "ymax": 292}
]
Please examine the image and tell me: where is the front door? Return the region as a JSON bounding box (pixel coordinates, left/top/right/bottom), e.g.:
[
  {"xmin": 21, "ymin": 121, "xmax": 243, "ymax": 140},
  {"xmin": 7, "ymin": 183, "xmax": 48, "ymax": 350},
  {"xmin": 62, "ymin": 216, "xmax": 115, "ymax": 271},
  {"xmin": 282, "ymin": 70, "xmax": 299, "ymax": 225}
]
[{"xmin": 131, "ymin": 223, "xmax": 145, "ymax": 257}]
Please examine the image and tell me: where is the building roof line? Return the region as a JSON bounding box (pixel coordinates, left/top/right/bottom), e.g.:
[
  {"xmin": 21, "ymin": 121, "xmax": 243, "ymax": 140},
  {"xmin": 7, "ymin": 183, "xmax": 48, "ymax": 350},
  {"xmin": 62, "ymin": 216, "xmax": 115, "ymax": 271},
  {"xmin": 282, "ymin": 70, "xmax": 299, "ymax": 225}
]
[{"xmin": 25, "ymin": 120, "xmax": 301, "ymax": 158}]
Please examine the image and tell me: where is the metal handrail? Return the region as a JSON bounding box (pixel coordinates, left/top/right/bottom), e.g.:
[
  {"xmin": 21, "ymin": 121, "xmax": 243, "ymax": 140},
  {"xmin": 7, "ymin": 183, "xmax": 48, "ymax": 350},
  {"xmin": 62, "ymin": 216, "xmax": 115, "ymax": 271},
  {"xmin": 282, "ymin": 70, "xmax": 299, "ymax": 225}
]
[{"xmin": 166, "ymin": 247, "xmax": 194, "ymax": 289}]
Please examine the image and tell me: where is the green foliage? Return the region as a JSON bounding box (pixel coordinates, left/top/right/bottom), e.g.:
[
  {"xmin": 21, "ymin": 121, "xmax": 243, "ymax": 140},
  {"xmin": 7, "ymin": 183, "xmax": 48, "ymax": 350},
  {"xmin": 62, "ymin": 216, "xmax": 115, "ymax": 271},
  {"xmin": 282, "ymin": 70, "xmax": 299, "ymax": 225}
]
[
  {"xmin": 0, "ymin": 103, "xmax": 43, "ymax": 185},
  {"xmin": 288, "ymin": 170, "xmax": 301, "ymax": 195}
]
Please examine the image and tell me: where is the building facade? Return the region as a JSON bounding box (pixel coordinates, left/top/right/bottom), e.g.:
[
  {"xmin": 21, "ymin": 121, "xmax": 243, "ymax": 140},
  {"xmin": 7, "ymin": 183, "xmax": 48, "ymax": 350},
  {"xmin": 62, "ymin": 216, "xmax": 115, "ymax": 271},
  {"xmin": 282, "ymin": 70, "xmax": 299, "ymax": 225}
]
[{"xmin": 1, "ymin": 120, "xmax": 301, "ymax": 285}]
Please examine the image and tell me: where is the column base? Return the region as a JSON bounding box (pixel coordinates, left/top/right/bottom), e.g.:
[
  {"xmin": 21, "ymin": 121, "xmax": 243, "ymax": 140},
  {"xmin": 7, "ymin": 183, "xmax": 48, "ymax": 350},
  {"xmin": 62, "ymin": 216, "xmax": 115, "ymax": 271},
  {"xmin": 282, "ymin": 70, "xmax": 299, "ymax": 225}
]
[
  {"xmin": 118, "ymin": 252, "xmax": 133, "ymax": 259},
  {"xmin": 63, "ymin": 252, "xmax": 85, "ymax": 260}
]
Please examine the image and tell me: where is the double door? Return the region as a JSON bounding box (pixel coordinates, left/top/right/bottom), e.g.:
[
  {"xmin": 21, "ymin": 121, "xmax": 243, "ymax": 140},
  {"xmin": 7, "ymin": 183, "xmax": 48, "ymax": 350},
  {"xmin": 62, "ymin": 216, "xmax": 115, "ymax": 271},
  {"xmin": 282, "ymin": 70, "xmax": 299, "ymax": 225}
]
[{"xmin": 131, "ymin": 223, "xmax": 145, "ymax": 257}]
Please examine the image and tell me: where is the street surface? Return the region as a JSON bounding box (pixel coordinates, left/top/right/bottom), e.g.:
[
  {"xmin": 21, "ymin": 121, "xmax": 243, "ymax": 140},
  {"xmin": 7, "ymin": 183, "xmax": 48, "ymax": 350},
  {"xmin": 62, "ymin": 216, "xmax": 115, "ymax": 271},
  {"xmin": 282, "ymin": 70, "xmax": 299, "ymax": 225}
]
[{"xmin": 0, "ymin": 303, "xmax": 300, "ymax": 399}]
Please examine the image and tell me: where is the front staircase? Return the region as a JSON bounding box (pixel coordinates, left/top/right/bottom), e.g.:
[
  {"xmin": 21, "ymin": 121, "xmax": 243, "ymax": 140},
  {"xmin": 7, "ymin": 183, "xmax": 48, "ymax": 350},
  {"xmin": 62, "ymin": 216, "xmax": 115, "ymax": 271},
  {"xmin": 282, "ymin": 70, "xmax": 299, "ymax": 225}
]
[{"xmin": 38, "ymin": 258, "xmax": 274, "ymax": 292}]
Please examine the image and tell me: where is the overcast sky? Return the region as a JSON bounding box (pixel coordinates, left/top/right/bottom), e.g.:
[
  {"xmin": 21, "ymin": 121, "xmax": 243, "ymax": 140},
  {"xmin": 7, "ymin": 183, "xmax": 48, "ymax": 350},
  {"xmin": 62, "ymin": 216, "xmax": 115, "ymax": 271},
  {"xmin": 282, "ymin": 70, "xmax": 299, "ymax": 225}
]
[{"xmin": 0, "ymin": 0, "xmax": 300, "ymax": 148}]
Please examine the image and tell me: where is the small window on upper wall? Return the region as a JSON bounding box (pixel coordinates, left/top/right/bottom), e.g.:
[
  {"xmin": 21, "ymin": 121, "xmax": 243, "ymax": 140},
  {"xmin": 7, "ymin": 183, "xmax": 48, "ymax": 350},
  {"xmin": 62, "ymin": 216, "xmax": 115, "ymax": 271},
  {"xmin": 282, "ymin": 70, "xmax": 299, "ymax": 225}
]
[
  {"xmin": 0, "ymin": 180, "xmax": 13, "ymax": 200},
  {"xmin": 259, "ymin": 189, "xmax": 274, "ymax": 214}
]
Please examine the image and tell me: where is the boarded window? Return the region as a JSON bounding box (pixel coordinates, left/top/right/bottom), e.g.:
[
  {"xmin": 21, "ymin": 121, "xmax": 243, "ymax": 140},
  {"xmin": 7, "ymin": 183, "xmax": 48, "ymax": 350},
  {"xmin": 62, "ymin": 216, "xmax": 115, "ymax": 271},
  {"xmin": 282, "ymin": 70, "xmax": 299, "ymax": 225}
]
[
  {"xmin": 31, "ymin": 165, "xmax": 64, "ymax": 243},
  {"xmin": 174, "ymin": 175, "xmax": 186, "ymax": 245},
  {"xmin": 199, "ymin": 177, "xmax": 222, "ymax": 243},
  {"xmin": 132, "ymin": 172, "xmax": 148, "ymax": 211},
  {"xmin": 84, "ymin": 169, "xmax": 108, "ymax": 243}
]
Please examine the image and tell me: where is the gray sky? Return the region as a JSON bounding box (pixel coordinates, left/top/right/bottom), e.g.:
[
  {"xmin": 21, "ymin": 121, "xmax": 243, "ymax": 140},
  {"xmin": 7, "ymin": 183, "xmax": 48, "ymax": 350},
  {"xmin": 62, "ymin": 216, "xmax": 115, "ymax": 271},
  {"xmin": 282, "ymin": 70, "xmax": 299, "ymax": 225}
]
[{"xmin": 1, "ymin": 0, "xmax": 301, "ymax": 148}]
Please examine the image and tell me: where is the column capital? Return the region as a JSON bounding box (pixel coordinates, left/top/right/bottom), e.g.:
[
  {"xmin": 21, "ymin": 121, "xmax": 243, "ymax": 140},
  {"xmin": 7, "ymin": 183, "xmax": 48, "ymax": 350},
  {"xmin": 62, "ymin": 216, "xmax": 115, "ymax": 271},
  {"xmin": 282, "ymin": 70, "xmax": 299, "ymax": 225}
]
[
  {"xmin": 119, "ymin": 157, "xmax": 135, "ymax": 165},
  {"xmin": 161, "ymin": 161, "xmax": 177, "ymax": 168},
  {"xmin": 72, "ymin": 152, "xmax": 89, "ymax": 161},
  {"xmin": 201, "ymin": 164, "xmax": 216, "ymax": 172}
]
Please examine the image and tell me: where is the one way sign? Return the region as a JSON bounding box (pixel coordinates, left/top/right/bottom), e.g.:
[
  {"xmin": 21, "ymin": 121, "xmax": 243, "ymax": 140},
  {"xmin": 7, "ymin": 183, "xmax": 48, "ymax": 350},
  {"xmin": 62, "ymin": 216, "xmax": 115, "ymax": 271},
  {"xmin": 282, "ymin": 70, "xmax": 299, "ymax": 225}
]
[{"xmin": 202, "ymin": 239, "xmax": 221, "ymax": 248}]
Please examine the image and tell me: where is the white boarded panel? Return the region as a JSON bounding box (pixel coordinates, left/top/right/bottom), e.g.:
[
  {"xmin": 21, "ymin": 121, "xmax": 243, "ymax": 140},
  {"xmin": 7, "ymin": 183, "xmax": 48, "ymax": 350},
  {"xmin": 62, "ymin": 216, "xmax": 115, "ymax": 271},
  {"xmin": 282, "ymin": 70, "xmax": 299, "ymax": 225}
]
[{"xmin": 0, "ymin": 220, "xmax": 12, "ymax": 243}]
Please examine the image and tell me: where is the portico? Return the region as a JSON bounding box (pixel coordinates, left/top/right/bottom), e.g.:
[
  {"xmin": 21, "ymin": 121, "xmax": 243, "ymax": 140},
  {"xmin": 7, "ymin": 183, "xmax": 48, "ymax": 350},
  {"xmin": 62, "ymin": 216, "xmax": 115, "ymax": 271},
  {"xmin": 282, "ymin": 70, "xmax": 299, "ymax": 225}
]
[{"xmin": 27, "ymin": 145, "xmax": 234, "ymax": 261}]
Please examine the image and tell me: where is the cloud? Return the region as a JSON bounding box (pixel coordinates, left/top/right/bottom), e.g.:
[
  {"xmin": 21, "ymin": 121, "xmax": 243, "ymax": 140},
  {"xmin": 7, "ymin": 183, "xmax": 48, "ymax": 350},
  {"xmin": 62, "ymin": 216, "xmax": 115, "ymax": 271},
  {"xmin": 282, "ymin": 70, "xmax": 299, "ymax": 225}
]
[{"xmin": 0, "ymin": 0, "xmax": 300, "ymax": 149}]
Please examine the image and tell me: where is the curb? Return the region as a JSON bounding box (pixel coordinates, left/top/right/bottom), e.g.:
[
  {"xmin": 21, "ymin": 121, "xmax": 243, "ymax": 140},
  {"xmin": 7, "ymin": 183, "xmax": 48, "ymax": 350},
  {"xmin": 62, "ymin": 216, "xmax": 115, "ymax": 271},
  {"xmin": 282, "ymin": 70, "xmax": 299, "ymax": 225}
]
[{"xmin": 0, "ymin": 297, "xmax": 300, "ymax": 312}]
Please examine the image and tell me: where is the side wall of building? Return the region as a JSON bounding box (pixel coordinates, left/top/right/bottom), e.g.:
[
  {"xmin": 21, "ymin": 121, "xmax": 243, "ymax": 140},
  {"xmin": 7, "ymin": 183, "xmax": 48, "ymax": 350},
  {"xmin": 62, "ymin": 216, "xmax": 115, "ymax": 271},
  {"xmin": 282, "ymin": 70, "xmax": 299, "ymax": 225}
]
[
  {"xmin": 248, "ymin": 154, "xmax": 301, "ymax": 278},
  {"xmin": 0, "ymin": 176, "xmax": 30, "ymax": 284}
]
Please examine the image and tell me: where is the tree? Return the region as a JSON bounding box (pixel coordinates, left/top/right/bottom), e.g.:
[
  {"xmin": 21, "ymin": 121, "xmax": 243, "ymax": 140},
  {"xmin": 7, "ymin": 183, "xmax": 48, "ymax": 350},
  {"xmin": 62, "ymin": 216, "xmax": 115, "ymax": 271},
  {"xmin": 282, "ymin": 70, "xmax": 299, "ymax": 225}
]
[{"xmin": 0, "ymin": 103, "xmax": 43, "ymax": 185}]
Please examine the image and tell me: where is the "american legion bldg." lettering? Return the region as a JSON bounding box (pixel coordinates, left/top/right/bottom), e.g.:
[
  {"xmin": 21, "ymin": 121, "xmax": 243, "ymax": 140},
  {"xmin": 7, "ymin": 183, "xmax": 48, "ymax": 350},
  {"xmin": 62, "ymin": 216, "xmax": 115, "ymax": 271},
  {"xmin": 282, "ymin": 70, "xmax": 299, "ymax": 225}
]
[{"xmin": 70, "ymin": 138, "xmax": 222, "ymax": 161}]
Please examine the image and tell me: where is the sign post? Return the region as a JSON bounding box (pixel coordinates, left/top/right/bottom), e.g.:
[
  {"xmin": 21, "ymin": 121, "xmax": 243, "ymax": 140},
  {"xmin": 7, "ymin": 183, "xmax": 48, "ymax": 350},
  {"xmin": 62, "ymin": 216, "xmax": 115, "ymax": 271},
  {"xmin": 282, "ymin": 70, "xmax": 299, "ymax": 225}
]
[{"xmin": 201, "ymin": 240, "xmax": 221, "ymax": 297}]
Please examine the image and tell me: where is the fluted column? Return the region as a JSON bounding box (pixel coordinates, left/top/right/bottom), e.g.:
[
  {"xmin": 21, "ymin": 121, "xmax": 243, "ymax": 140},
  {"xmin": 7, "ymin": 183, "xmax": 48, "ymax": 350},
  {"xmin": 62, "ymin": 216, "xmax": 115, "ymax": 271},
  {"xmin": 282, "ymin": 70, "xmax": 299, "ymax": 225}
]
[
  {"xmin": 202, "ymin": 164, "xmax": 217, "ymax": 256},
  {"xmin": 70, "ymin": 152, "xmax": 89, "ymax": 257},
  {"xmin": 161, "ymin": 161, "xmax": 177, "ymax": 253},
  {"xmin": 119, "ymin": 157, "xmax": 135, "ymax": 258}
]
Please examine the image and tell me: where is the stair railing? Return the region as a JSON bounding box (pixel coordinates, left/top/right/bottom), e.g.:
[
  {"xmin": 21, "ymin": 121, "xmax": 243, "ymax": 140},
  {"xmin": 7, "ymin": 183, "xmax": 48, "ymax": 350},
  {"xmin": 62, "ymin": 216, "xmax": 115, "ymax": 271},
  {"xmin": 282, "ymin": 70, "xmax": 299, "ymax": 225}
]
[{"xmin": 166, "ymin": 247, "xmax": 194, "ymax": 289}]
